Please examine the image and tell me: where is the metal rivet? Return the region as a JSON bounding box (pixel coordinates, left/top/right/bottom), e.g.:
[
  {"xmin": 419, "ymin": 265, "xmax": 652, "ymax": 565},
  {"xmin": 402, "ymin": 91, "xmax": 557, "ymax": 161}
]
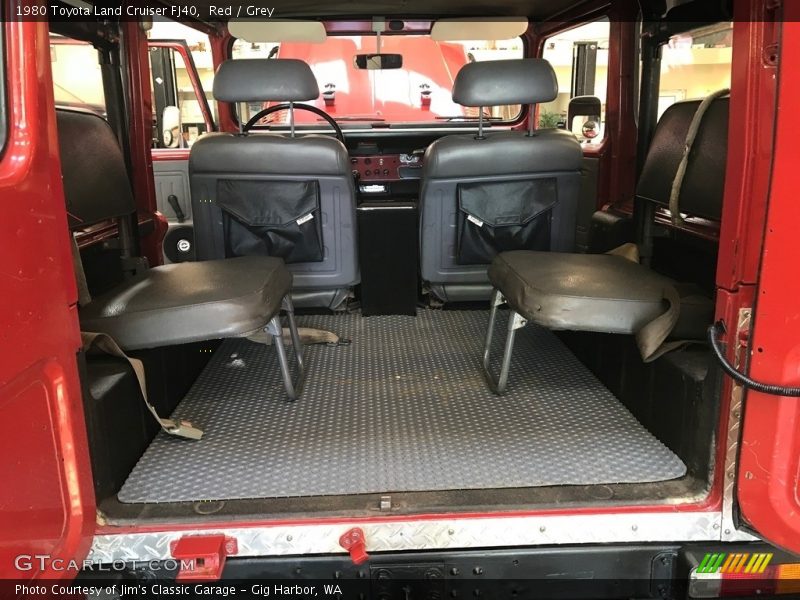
[
  {"xmin": 286, "ymin": 534, "xmax": 293, "ymax": 542},
  {"xmin": 631, "ymin": 525, "xmax": 638, "ymax": 532},
  {"xmin": 448, "ymin": 528, "xmax": 455, "ymax": 535},
  {"xmin": 539, "ymin": 526, "xmax": 546, "ymax": 533}
]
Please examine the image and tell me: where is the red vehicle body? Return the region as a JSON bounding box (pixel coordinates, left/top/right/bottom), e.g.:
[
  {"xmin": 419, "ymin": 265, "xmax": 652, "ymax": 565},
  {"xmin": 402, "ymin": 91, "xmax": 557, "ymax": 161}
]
[
  {"xmin": 271, "ymin": 36, "xmax": 472, "ymax": 122},
  {"xmin": 0, "ymin": 0, "xmax": 799, "ymax": 592}
]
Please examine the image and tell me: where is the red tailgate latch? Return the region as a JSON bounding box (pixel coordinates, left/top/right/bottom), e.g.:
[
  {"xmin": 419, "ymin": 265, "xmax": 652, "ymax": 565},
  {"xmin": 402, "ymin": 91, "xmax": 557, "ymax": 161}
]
[
  {"xmin": 170, "ymin": 534, "xmax": 238, "ymax": 581},
  {"xmin": 339, "ymin": 527, "xmax": 369, "ymax": 565}
]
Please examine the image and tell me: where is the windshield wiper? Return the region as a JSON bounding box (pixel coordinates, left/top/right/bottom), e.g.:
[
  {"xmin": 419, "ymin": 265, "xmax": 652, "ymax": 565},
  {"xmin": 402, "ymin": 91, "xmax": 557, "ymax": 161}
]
[
  {"xmin": 317, "ymin": 116, "xmax": 386, "ymax": 122},
  {"xmin": 434, "ymin": 116, "xmax": 503, "ymax": 122}
]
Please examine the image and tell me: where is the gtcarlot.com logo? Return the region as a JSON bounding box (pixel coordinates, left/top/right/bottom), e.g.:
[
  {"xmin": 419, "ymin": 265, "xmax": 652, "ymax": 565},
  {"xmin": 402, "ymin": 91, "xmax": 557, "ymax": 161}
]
[{"xmin": 14, "ymin": 554, "xmax": 196, "ymax": 573}]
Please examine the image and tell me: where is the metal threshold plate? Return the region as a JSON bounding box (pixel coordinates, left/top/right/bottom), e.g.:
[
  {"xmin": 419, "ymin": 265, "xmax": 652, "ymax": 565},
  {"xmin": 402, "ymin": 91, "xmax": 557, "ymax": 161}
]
[{"xmin": 118, "ymin": 310, "xmax": 686, "ymax": 503}]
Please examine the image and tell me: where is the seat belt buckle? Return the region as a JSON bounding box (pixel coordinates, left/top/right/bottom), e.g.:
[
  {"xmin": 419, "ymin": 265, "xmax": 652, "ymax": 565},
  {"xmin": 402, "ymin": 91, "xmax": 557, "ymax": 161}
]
[{"xmin": 164, "ymin": 419, "xmax": 204, "ymax": 440}]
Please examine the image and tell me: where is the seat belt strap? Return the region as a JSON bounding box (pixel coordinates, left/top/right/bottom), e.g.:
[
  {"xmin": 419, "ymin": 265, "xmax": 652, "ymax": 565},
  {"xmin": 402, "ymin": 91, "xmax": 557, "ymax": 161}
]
[
  {"xmin": 81, "ymin": 332, "xmax": 203, "ymax": 440},
  {"xmin": 606, "ymin": 244, "xmax": 685, "ymax": 362},
  {"xmin": 669, "ymin": 88, "xmax": 730, "ymax": 226},
  {"xmin": 70, "ymin": 233, "xmax": 92, "ymax": 307}
]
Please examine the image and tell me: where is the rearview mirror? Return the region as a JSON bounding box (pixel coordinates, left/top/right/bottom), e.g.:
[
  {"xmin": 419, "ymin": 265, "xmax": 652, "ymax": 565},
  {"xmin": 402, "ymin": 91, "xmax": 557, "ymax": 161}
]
[{"xmin": 353, "ymin": 53, "xmax": 403, "ymax": 70}]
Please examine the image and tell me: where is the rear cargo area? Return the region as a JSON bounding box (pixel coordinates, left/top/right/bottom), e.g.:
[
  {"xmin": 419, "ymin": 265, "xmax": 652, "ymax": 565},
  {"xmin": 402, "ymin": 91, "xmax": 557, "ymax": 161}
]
[{"xmin": 117, "ymin": 309, "xmax": 687, "ymax": 504}]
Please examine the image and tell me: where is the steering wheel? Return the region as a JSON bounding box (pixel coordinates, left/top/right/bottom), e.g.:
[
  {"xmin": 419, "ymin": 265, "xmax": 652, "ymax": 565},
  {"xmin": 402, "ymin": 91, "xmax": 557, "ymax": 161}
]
[{"xmin": 243, "ymin": 103, "xmax": 344, "ymax": 143}]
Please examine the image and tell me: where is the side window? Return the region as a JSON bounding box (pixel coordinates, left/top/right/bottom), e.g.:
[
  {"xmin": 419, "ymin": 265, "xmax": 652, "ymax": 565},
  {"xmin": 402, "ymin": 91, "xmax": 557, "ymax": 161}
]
[
  {"xmin": 148, "ymin": 19, "xmax": 215, "ymax": 148},
  {"xmin": 658, "ymin": 23, "xmax": 733, "ymax": 118},
  {"xmin": 50, "ymin": 35, "xmax": 106, "ymax": 116},
  {"xmin": 540, "ymin": 18, "xmax": 610, "ymax": 144}
]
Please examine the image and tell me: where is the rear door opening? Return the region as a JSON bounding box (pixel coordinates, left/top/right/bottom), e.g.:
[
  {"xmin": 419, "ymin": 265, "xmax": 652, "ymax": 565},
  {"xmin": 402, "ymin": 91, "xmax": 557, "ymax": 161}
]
[{"xmin": 3, "ymin": 0, "xmax": 799, "ymax": 580}]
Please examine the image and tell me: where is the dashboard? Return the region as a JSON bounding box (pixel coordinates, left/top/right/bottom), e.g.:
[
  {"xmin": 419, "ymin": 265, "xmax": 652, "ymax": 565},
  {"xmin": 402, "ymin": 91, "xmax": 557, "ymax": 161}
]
[{"xmin": 350, "ymin": 153, "xmax": 423, "ymax": 182}]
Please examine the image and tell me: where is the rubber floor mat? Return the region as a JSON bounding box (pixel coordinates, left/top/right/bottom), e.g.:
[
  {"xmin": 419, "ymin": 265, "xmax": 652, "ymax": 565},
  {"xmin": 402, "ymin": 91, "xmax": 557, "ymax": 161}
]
[{"xmin": 118, "ymin": 310, "xmax": 686, "ymax": 503}]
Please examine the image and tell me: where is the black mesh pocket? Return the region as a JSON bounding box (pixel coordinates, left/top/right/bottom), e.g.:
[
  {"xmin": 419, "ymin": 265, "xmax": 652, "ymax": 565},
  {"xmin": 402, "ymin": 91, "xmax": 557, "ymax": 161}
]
[
  {"xmin": 217, "ymin": 179, "xmax": 323, "ymax": 264},
  {"xmin": 456, "ymin": 178, "xmax": 557, "ymax": 265}
]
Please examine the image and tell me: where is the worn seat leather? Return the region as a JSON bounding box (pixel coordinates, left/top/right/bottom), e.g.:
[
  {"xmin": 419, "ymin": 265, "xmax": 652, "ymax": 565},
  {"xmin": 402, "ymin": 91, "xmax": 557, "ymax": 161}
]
[
  {"xmin": 488, "ymin": 251, "xmax": 712, "ymax": 338},
  {"xmin": 80, "ymin": 256, "xmax": 291, "ymax": 350},
  {"xmin": 489, "ymin": 251, "xmax": 669, "ymax": 334}
]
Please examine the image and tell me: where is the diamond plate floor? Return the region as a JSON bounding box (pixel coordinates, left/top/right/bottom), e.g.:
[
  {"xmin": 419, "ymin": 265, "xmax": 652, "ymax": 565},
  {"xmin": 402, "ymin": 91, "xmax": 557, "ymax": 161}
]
[{"xmin": 118, "ymin": 310, "xmax": 686, "ymax": 503}]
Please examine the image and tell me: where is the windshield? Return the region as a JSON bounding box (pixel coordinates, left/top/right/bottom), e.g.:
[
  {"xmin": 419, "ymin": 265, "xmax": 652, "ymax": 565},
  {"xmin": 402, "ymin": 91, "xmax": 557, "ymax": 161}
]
[{"xmin": 231, "ymin": 35, "xmax": 524, "ymax": 126}]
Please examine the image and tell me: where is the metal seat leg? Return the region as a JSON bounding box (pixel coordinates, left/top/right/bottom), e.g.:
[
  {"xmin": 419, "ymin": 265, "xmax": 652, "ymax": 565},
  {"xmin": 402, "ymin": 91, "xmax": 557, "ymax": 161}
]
[
  {"xmin": 266, "ymin": 295, "xmax": 305, "ymax": 400},
  {"xmin": 482, "ymin": 289, "xmax": 527, "ymax": 395}
]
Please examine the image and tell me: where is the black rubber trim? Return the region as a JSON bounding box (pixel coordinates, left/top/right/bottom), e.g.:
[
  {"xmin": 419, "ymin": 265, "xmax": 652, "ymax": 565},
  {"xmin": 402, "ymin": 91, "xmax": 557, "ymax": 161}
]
[{"xmin": 709, "ymin": 320, "xmax": 800, "ymax": 396}]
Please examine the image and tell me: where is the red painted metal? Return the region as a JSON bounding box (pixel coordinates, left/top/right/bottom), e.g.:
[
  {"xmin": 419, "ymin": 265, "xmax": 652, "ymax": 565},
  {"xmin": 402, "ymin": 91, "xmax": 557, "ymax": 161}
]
[
  {"xmin": 736, "ymin": 10, "xmax": 800, "ymax": 554},
  {"xmin": 170, "ymin": 535, "xmax": 238, "ymax": 581},
  {"xmin": 339, "ymin": 528, "xmax": 369, "ymax": 565},
  {"xmin": 124, "ymin": 21, "xmax": 165, "ymax": 267},
  {"xmin": 715, "ymin": 4, "xmax": 780, "ymax": 292},
  {"xmin": 351, "ymin": 154, "xmax": 407, "ymax": 181},
  {"xmin": 152, "ymin": 148, "xmax": 192, "ymax": 161},
  {"xmin": 0, "ymin": 15, "xmax": 95, "ymax": 579},
  {"xmin": 210, "ymin": 31, "xmax": 235, "ymax": 132}
]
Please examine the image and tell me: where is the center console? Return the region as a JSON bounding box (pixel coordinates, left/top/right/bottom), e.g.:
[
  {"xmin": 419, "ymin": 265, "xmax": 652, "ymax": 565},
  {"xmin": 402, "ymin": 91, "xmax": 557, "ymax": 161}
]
[{"xmin": 353, "ymin": 152, "xmax": 421, "ymax": 316}]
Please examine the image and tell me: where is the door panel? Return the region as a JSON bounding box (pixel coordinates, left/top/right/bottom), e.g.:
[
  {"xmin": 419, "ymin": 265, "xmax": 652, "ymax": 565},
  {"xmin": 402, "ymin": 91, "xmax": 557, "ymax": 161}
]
[
  {"xmin": 153, "ymin": 158, "xmax": 192, "ymax": 221},
  {"xmin": 0, "ymin": 20, "xmax": 95, "ymax": 578},
  {"xmin": 153, "ymin": 157, "xmax": 196, "ymax": 264},
  {"xmin": 736, "ymin": 17, "xmax": 800, "ymax": 554}
]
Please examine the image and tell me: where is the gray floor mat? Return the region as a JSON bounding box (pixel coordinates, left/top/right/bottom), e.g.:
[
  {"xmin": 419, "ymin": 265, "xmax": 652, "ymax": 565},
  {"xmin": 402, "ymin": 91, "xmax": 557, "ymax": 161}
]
[{"xmin": 118, "ymin": 310, "xmax": 686, "ymax": 503}]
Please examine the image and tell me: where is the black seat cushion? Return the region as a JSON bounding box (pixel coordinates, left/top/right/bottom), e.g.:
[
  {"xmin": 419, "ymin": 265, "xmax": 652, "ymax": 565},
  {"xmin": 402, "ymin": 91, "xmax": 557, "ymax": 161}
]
[
  {"xmin": 488, "ymin": 250, "xmax": 712, "ymax": 337},
  {"xmin": 489, "ymin": 251, "xmax": 668, "ymax": 334},
  {"xmin": 80, "ymin": 256, "xmax": 291, "ymax": 350}
]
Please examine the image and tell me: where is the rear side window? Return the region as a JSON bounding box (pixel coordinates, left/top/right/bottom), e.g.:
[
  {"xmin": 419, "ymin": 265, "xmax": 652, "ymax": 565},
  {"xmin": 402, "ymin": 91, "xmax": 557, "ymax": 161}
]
[
  {"xmin": 658, "ymin": 22, "xmax": 732, "ymax": 118},
  {"xmin": 231, "ymin": 35, "xmax": 525, "ymax": 127},
  {"xmin": 50, "ymin": 35, "xmax": 106, "ymax": 116},
  {"xmin": 540, "ymin": 18, "xmax": 610, "ymax": 143}
]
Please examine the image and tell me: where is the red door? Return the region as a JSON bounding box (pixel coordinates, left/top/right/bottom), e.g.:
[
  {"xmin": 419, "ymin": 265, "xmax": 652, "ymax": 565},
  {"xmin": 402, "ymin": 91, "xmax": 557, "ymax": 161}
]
[
  {"xmin": 0, "ymin": 18, "xmax": 95, "ymax": 579},
  {"xmin": 736, "ymin": 16, "xmax": 800, "ymax": 554}
]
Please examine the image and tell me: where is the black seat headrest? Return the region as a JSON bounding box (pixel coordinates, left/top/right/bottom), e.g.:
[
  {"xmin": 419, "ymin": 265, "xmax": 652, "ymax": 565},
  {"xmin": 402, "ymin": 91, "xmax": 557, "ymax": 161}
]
[
  {"xmin": 56, "ymin": 108, "xmax": 136, "ymax": 230},
  {"xmin": 213, "ymin": 59, "xmax": 320, "ymax": 103},
  {"xmin": 637, "ymin": 96, "xmax": 730, "ymax": 222},
  {"xmin": 452, "ymin": 58, "xmax": 558, "ymax": 107}
]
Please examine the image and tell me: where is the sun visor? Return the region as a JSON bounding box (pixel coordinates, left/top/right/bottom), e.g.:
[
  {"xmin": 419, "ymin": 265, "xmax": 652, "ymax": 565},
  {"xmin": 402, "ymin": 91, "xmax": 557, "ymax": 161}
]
[
  {"xmin": 228, "ymin": 20, "xmax": 327, "ymax": 43},
  {"xmin": 430, "ymin": 18, "xmax": 528, "ymax": 41}
]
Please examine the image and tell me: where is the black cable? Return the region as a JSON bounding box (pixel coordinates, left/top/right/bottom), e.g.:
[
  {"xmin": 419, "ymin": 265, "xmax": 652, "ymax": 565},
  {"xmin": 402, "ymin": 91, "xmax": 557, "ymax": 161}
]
[{"xmin": 708, "ymin": 321, "xmax": 800, "ymax": 397}]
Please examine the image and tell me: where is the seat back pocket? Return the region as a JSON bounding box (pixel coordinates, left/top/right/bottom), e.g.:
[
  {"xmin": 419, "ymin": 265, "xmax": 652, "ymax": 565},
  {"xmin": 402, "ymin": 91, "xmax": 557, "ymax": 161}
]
[
  {"xmin": 456, "ymin": 178, "xmax": 557, "ymax": 265},
  {"xmin": 217, "ymin": 179, "xmax": 323, "ymax": 264}
]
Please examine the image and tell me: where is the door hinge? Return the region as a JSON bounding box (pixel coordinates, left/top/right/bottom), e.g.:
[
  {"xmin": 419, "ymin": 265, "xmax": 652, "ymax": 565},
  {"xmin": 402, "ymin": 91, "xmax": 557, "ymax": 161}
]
[
  {"xmin": 170, "ymin": 534, "xmax": 238, "ymax": 581},
  {"xmin": 735, "ymin": 307, "xmax": 753, "ymax": 369}
]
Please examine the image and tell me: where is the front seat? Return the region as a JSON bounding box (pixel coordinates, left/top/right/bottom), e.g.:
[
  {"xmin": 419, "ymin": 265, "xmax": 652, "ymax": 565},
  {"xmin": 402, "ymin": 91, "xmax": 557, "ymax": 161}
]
[
  {"xmin": 419, "ymin": 58, "xmax": 583, "ymax": 303},
  {"xmin": 190, "ymin": 59, "xmax": 358, "ymax": 310}
]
